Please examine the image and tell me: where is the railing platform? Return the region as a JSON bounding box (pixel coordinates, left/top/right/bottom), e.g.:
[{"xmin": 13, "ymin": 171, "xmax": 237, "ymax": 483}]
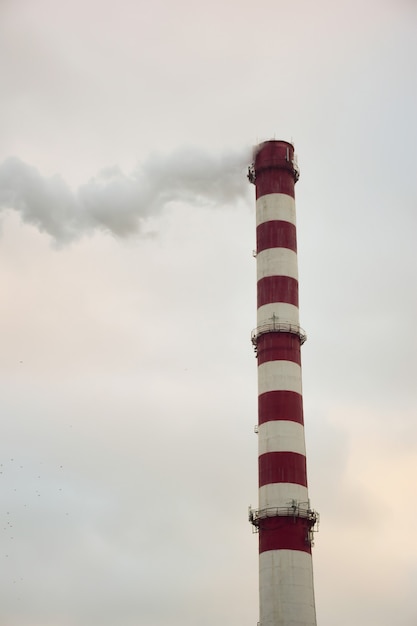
[{"xmin": 251, "ymin": 320, "xmax": 307, "ymax": 354}]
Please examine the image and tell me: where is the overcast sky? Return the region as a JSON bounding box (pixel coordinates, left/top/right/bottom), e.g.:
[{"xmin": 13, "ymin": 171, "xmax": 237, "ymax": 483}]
[{"xmin": 0, "ymin": 0, "xmax": 416, "ymax": 625}]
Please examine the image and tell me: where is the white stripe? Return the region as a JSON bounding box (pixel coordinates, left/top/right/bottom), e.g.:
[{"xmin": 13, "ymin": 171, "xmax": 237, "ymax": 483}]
[
  {"xmin": 257, "ymin": 303, "xmax": 299, "ymax": 328},
  {"xmin": 256, "ymin": 193, "xmax": 296, "ymax": 227},
  {"xmin": 260, "ymin": 550, "xmax": 317, "ymax": 626},
  {"xmin": 258, "ymin": 483, "xmax": 309, "ymax": 510},
  {"xmin": 258, "ymin": 420, "xmax": 306, "ymax": 456},
  {"xmin": 258, "ymin": 360, "xmax": 302, "ymax": 395},
  {"xmin": 257, "ymin": 248, "xmax": 298, "ymax": 281}
]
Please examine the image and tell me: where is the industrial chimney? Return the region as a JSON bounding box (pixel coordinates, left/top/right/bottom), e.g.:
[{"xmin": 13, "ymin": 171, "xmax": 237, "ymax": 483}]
[{"xmin": 248, "ymin": 140, "xmax": 318, "ymax": 626}]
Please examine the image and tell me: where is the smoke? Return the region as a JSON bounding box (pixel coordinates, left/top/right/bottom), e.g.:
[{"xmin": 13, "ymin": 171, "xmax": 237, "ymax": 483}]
[{"xmin": 0, "ymin": 146, "xmax": 251, "ymax": 243}]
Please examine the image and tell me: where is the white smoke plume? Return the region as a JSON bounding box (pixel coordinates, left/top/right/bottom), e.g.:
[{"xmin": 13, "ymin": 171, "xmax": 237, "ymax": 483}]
[{"xmin": 0, "ymin": 146, "xmax": 251, "ymax": 243}]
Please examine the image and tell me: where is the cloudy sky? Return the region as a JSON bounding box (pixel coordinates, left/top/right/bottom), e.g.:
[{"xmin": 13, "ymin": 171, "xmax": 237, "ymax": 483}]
[{"xmin": 0, "ymin": 0, "xmax": 416, "ymax": 624}]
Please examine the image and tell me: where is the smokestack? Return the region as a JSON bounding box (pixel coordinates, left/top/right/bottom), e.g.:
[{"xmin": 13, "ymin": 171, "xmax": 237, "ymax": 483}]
[{"xmin": 248, "ymin": 141, "xmax": 318, "ymax": 626}]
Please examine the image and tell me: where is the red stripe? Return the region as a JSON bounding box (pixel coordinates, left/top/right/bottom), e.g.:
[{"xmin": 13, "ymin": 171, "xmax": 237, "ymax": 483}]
[
  {"xmin": 254, "ymin": 142, "xmax": 297, "ymax": 199},
  {"xmin": 257, "ymin": 221, "xmax": 297, "ymax": 254},
  {"xmin": 257, "ymin": 333, "xmax": 301, "ymax": 366},
  {"xmin": 258, "ymin": 390, "xmax": 304, "ymax": 425},
  {"xmin": 255, "ymin": 141, "xmax": 295, "ymax": 170},
  {"xmin": 259, "ymin": 452, "xmax": 307, "ymax": 488},
  {"xmin": 257, "ymin": 276, "xmax": 299, "ymax": 308},
  {"xmin": 256, "ymin": 170, "xmax": 295, "ymax": 199},
  {"xmin": 259, "ymin": 517, "xmax": 312, "ymax": 554}
]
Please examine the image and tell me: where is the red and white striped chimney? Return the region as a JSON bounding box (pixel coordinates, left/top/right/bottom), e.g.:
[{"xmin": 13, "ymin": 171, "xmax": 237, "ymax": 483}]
[{"xmin": 248, "ymin": 140, "xmax": 318, "ymax": 626}]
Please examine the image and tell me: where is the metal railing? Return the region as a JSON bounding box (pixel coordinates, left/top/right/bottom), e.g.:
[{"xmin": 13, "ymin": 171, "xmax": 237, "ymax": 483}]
[
  {"xmin": 249, "ymin": 504, "xmax": 318, "ymax": 527},
  {"xmin": 249, "ymin": 504, "xmax": 319, "ymax": 544},
  {"xmin": 247, "ymin": 156, "xmax": 299, "ymax": 184},
  {"xmin": 292, "ymin": 156, "xmax": 300, "ymax": 181},
  {"xmin": 251, "ymin": 320, "xmax": 307, "ymax": 352}
]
